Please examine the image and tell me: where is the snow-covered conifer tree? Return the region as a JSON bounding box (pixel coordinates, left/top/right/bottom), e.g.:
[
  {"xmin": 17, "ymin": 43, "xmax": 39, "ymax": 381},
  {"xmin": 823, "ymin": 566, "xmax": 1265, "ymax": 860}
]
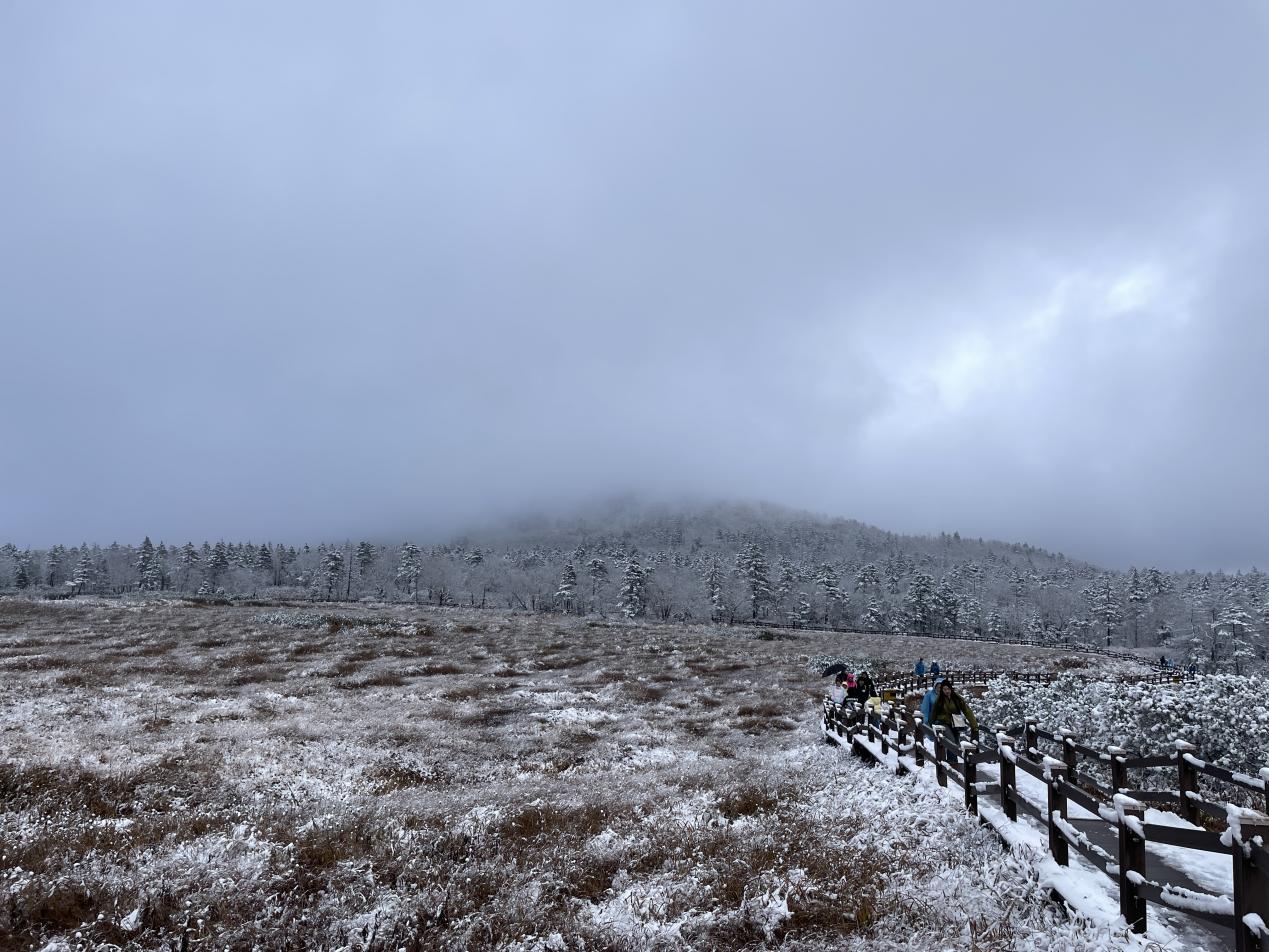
[
  {"xmin": 321, "ymin": 548, "xmax": 344, "ymax": 600},
  {"xmin": 555, "ymin": 562, "xmax": 577, "ymax": 611},
  {"xmin": 1082, "ymin": 575, "xmax": 1123, "ymax": 647},
  {"xmin": 587, "ymin": 558, "xmax": 609, "ymax": 597},
  {"xmin": 734, "ymin": 543, "xmax": 771, "ymax": 620},
  {"xmin": 860, "ymin": 597, "xmax": 885, "ymax": 630},
  {"xmin": 396, "ymin": 543, "xmax": 421, "ymax": 598},
  {"xmin": 904, "ymin": 571, "xmax": 935, "ymax": 632},
  {"xmin": 618, "ymin": 559, "xmax": 647, "ymax": 618}
]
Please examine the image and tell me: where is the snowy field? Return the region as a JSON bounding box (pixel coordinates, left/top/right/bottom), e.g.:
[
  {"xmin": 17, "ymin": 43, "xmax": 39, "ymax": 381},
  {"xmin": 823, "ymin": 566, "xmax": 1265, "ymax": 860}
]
[{"xmin": 1, "ymin": 599, "xmax": 1144, "ymax": 951}]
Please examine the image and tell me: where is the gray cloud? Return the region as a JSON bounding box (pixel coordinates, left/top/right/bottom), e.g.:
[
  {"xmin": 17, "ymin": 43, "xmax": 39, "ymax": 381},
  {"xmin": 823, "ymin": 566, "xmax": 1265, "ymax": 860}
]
[{"xmin": 2, "ymin": 1, "xmax": 1268, "ymax": 569}]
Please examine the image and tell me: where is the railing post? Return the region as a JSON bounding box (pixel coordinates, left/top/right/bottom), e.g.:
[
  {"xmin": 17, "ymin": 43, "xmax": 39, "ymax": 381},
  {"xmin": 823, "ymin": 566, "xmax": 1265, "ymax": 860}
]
[
  {"xmin": 998, "ymin": 735, "xmax": 1017, "ymax": 822},
  {"xmin": 1061, "ymin": 731, "xmax": 1079, "ymax": 785},
  {"xmin": 1115, "ymin": 795, "xmax": 1147, "ymax": 934},
  {"xmin": 895, "ymin": 717, "xmax": 908, "ymax": 774},
  {"xmin": 963, "ymin": 741, "xmax": 978, "ymax": 815},
  {"xmin": 912, "ymin": 717, "xmax": 926, "ymax": 768},
  {"xmin": 1231, "ymin": 816, "xmax": 1269, "ymax": 952},
  {"xmin": 1109, "ymin": 746, "xmax": 1128, "ymax": 795},
  {"xmin": 1047, "ymin": 765, "xmax": 1069, "ymax": 866},
  {"xmin": 934, "ymin": 727, "xmax": 948, "ymax": 787},
  {"xmin": 1174, "ymin": 740, "xmax": 1199, "ymax": 825},
  {"xmin": 1024, "ymin": 718, "xmax": 1038, "ymax": 759}
]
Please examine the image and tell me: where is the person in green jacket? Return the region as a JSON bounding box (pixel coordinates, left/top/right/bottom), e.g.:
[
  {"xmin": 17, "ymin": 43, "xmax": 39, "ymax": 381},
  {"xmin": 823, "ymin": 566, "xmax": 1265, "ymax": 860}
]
[{"xmin": 930, "ymin": 679, "xmax": 978, "ymax": 764}]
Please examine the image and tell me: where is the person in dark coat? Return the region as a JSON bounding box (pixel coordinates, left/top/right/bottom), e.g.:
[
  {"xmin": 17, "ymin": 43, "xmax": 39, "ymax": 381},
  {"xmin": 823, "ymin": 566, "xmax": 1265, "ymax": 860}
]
[
  {"xmin": 930, "ymin": 660, "xmax": 941, "ymax": 678},
  {"xmin": 857, "ymin": 670, "xmax": 877, "ymax": 701},
  {"xmin": 914, "ymin": 658, "xmax": 926, "ymax": 677},
  {"xmin": 930, "ymin": 679, "xmax": 977, "ymax": 764}
]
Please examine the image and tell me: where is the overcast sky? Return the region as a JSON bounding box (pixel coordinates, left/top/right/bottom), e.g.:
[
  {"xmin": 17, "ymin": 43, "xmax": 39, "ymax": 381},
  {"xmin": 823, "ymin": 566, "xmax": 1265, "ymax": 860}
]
[{"xmin": 3, "ymin": 2, "xmax": 1268, "ymax": 570}]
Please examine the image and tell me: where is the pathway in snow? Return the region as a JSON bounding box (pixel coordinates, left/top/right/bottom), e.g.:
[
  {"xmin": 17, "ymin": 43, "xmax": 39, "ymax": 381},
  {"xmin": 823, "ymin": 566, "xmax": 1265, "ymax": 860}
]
[{"xmin": 830, "ymin": 728, "xmax": 1238, "ymax": 951}]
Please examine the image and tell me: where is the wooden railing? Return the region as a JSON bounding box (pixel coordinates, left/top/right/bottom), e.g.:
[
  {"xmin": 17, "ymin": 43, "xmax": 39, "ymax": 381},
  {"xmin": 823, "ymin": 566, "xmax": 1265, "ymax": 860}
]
[{"xmin": 821, "ymin": 696, "xmax": 1269, "ymax": 951}]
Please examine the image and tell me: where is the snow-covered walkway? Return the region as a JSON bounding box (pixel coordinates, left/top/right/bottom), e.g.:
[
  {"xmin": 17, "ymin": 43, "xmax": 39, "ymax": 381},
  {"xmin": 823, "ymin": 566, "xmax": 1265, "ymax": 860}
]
[{"xmin": 828, "ymin": 726, "xmax": 1238, "ymax": 951}]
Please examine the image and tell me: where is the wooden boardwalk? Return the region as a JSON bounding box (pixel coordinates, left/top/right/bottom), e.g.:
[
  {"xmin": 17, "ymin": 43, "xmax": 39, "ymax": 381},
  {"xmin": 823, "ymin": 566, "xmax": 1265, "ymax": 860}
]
[{"xmin": 822, "ymin": 671, "xmax": 1269, "ymax": 951}]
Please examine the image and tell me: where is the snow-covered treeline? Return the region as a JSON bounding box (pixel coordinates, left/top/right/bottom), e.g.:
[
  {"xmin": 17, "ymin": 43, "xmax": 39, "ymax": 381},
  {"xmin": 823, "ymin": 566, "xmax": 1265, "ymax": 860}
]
[{"xmin": 3, "ymin": 501, "xmax": 1266, "ymax": 671}]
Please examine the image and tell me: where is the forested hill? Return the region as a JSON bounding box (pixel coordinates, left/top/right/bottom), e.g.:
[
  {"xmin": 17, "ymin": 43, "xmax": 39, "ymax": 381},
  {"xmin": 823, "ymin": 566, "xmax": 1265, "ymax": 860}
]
[{"xmin": 2, "ymin": 500, "xmax": 1265, "ymax": 672}]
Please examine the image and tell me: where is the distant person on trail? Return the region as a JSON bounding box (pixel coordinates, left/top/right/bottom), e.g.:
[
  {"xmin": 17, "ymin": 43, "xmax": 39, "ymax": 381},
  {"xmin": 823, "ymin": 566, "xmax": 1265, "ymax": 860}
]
[
  {"xmin": 930, "ymin": 660, "xmax": 941, "ymax": 678},
  {"xmin": 931, "ymin": 679, "xmax": 978, "ymax": 763},
  {"xmin": 1160, "ymin": 654, "xmax": 1168, "ymax": 668},
  {"xmin": 914, "ymin": 658, "xmax": 926, "ymax": 678}
]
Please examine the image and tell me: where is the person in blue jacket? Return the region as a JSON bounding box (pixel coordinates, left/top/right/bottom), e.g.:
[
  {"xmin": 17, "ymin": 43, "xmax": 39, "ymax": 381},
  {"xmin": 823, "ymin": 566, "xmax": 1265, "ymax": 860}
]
[
  {"xmin": 914, "ymin": 658, "xmax": 926, "ymax": 677},
  {"xmin": 920, "ymin": 677, "xmax": 944, "ymax": 725},
  {"xmin": 930, "ymin": 660, "xmax": 941, "ymax": 678}
]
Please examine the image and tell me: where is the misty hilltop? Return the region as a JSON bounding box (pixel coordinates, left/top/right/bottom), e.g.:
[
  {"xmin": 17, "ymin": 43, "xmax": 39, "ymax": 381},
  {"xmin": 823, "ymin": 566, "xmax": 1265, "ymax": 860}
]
[{"xmin": 4, "ymin": 498, "xmax": 1265, "ymax": 673}]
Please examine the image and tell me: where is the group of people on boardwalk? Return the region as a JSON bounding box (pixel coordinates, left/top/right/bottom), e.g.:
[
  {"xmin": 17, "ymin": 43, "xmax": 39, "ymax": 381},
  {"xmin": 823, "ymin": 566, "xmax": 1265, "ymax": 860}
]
[{"xmin": 828, "ymin": 669, "xmax": 877, "ymax": 706}]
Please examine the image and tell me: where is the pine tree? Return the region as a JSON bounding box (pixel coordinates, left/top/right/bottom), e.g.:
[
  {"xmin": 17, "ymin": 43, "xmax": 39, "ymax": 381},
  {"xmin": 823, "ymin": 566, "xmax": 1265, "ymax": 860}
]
[
  {"xmin": 587, "ymin": 558, "xmax": 609, "ymax": 597},
  {"xmin": 774, "ymin": 557, "xmax": 797, "ymax": 615},
  {"xmin": 155, "ymin": 543, "xmax": 170, "ymax": 590},
  {"xmin": 136, "ymin": 537, "xmax": 162, "ymax": 591},
  {"xmin": 321, "ymin": 548, "xmax": 344, "ymax": 600},
  {"xmin": 1082, "ymin": 576, "xmax": 1123, "ymax": 647},
  {"xmin": 14, "ymin": 550, "xmax": 32, "ymax": 590},
  {"xmin": 1212, "ymin": 606, "xmax": 1255, "ymax": 672},
  {"xmin": 355, "ymin": 542, "xmax": 376, "ymax": 579},
  {"xmin": 179, "ymin": 543, "xmax": 199, "ymax": 590},
  {"xmin": 396, "ymin": 543, "xmax": 421, "ymax": 597},
  {"xmin": 556, "ymin": 562, "xmax": 577, "ymax": 611},
  {"xmin": 207, "ymin": 542, "xmax": 230, "ymax": 588},
  {"xmin": 814, "ymin": 563, "xmax": 846, "ymax": 625},
  {"xmin": 1125, "ymin": 568, "xmax": 1147, "ymax": 648},
  {"xmin": 985, "ymin": 609, "xmax": 1005, "ymax": 639},
  {"xmin": 618, "ymin": 559, "xmax": 647, "ymax": 618},
  {"xmin": 702, "ymin": 557, "xmax": 725, "ymax": 619},
  {"xmin": 255, "ymin": 544, "xmax": 274, "ymax": 578},
  {"xmin": 933, "ymin": 578, "xmax": 958, "ymax": 633},
  {"xmin": 71, "ymin": 545, "xmax": 96, "ymax": 595},
  {"xmin": 792, "ymin": 592, "xmax": 813, "ymax": 626},
  {"xmin": 904, "ymin": 571, "xmax": 935, "ymax": 632},
  {"xmin": 465, "ymin": 549, "xmax": 484, "ymax": 567},
  {"xmin": 855, "ymin": 563, "xmax": 881, "ymax": 594},
  {"xmin": 734, "ymin": 543, "xmax": 771, "ymax": 621},
  {"xmin": 861, "ymin": 597, "xmax": 885, "ymax": 630}
]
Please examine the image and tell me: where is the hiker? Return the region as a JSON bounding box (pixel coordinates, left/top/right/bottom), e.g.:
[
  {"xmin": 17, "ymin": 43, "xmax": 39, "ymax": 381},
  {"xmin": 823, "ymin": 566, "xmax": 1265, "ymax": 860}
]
[
  {"xmin": 920, "ymin": 676, "xmax": 943, "ymax": 725},
  {"xmin": 1159, "ymin": 654, "xmax": 1168, "ymax": 669},
  {"xmin": 845, "ymin": 672, "xmax": 867, "ymax": 703},
  {"xmin": 857, "ymin": 670, "xmax": 877, "ymax": 701},
  {"xmin": 914, "ymin": 657, "xmax": 926, "ymax": 678},
  {"xmin": 829, "ymin": 673, "xmax": 848, "ymax": 705},
  {"xmin": 930, "ymin": 679, "xmax": 977, "ymax": 764},
  {"xmin": 930, "ymin": 660, "xmax": 941, "ymax": 678}
]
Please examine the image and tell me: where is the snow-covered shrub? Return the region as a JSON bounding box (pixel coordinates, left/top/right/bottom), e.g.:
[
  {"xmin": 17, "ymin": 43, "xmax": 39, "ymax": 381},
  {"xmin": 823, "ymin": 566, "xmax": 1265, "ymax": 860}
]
[{"xmin": 978, "ymin": 673, "xmax": 1269, "ymax": 776}]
